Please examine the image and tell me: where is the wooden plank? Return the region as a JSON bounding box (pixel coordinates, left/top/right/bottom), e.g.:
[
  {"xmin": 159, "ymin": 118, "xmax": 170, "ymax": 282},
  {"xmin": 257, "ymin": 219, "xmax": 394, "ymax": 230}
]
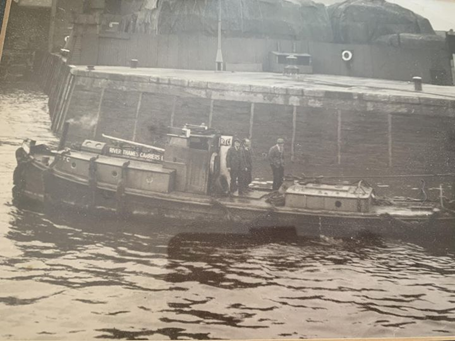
[
  {"xmin": 338, "ymin": 110, "xmax": 341, "ymax": 165},
  {"xmin": 388, "ymin": 113, "xmax": 393, "ymax": 168},
  {"xmin": 56, "ymin": 74, "xmax": 75, "ymax": 133},
  {"xmin": 208, "ymin": 99, "xmax": 214, "ymax": 128},
  {"xmin": 249, "ymin": 103, "xmax": 255, "ymax": 141},
  {"xmin": 291, "ymin": 105, "xmax": 296, "ymax": 161}
]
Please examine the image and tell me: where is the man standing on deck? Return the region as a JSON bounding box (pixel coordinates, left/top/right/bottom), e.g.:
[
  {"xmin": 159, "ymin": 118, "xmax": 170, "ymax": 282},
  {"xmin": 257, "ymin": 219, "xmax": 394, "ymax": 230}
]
[
  {"xmin": 226, "ymin": 138, "xmax": 245, "ymax": 195},
  {"xmin": 242, "ymin": 138, "xmax": 253, "ymax": 191},
  {"xmin": 268, "ymin": 138, "xmax": 285, "ymax": 191}
]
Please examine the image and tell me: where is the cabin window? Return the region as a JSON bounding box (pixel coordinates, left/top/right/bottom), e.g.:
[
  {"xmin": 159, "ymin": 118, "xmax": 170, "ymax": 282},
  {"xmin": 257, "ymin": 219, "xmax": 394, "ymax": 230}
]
[
  {"xmin": 112, "ymin": 170, "xmax": 118, "ymax": 178},
  {"xmin": 335, "ymin": 201, "xmax": 342, "ymax": 208},
  {"xmin": 71, "ymin": 162, "xmax": 77, "ymax": 169}
]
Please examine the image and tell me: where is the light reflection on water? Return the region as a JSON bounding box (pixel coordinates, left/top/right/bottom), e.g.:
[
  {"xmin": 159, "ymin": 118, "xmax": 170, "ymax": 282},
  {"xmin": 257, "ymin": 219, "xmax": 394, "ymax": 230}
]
[{"xmin": 0, "ymin": 83, "xmax": 455, "ymax": 339}]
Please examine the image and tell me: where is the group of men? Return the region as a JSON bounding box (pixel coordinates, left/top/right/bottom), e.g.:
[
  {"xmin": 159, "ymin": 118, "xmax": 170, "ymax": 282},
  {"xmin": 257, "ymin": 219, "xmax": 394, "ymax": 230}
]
[
  {"xmin": 226, "ymin": 138, "xmax": 253, "ymax": 195},
  {"xmin": 226, "ymin": 137, "xmax": 285, "ymax": 195}
]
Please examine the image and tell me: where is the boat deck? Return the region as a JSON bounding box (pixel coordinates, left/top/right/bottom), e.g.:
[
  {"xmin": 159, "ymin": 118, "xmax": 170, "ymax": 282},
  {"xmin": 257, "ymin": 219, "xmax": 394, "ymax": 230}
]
[{"xmin": 31, "ymin": 152, "xmax": 441, "ymax": 219}]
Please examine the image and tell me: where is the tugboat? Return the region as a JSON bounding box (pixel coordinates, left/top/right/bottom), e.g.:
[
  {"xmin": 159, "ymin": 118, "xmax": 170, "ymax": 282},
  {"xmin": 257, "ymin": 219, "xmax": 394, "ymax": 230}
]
[{"xmin": 12, "ymin": 122, "xmax": 455, "ymax": 240}]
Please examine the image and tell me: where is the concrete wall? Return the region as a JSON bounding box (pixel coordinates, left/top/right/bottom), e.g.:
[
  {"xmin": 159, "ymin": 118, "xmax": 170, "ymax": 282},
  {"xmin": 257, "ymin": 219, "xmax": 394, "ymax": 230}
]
[
  {"xmin": 0, "ymin": 3, "xmax": 50, "ymax": 80},
  {"xmin": 50, "ymin": 0, "xmax": 84, "ymax": 53},
  {"xmin": 68, "ymin": 30, "xmax": 453, "ymax": 85},
  {"xmin": 37, "ymin": 54, "xmax": 455, "ymax": 202}
]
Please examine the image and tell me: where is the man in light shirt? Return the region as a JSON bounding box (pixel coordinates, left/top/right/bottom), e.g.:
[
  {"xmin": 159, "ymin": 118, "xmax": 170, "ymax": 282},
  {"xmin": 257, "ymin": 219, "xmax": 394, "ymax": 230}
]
[{"xmin": 268, "ymin": 138, "xmax": 285, "ymax": 191}]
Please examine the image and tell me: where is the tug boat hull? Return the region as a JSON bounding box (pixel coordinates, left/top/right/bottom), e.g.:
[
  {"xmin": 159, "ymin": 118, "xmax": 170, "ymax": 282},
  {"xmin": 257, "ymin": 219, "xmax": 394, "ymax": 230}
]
[{"xmin": 13, "ymin": 145, "xmax": 455, "ymax": 242}]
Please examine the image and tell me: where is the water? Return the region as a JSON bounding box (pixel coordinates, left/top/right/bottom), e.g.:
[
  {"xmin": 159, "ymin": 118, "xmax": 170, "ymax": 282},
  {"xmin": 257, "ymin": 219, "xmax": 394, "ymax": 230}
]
[{"xmin": 0, "ymin": 82, "xmax": 455, "ymax": 339}]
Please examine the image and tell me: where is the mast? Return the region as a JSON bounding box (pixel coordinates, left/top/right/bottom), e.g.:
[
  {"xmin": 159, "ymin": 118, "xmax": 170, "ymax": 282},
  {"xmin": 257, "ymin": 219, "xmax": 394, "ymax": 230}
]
[{"xmin": 215, "ymin": 0, "xmax": 223, "ymax": 71}]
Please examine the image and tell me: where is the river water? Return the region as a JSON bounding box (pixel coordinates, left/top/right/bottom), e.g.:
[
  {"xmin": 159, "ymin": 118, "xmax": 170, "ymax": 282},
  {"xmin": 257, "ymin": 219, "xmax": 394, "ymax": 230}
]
[{"xmin": 0, "ymin": 82, "xmax": 455, "ymax": 340}]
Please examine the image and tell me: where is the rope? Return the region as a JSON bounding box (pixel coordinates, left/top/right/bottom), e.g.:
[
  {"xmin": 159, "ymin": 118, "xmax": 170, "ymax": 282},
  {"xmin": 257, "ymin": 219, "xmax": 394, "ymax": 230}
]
[
  {"xmin": 210, "ymin": 198, "xmax": 241, "ymax": 223},
  {"xmin": 265, "ymin": 191, "xmax": 285, "ymax": 206}
]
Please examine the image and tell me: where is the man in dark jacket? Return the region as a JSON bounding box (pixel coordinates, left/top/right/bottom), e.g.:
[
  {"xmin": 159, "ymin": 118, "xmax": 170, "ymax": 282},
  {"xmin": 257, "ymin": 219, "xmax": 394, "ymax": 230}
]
[
  {"xmin": 226, "ymin": 138, "xmax": 245, "ymax": 195},
  {"xmin": 242, "ymin": 138, "xmax": 253, "ymax": 191},
  {"xmin": 268, "ymin": 138, "xmax": 285, "ymax": 191}
]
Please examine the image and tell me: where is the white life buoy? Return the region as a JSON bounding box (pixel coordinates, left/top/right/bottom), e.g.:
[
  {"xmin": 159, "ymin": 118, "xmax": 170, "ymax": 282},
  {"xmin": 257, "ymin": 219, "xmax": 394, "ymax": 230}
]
[{"xmin": 342, "ymin": 50, "xmax": 353, "ymax": 62}]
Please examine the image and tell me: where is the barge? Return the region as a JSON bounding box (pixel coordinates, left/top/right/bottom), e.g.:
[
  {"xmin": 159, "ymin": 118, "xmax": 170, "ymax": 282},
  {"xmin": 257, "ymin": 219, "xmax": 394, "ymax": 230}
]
[{"xmin": 12, "ymin": 123, "xmax": 455, "ymax": 240}]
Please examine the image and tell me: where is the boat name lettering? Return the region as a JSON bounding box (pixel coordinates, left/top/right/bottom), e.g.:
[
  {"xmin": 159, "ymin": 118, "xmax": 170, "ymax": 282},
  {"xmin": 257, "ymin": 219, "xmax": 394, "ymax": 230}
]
[
  {"xmin": 139, "ymin": 152, "xmax": 162, "ymax": 161},
  {"xmin": 123, "ymin": 149, "xmax": 138, "ymax": 157},
  {"xmin": 109, "ymin": 147, "xmax": 122, "ymax": 155},
  {"xmin": 108, "ymin": 147, "xmax": 163, "ymax": 161}
]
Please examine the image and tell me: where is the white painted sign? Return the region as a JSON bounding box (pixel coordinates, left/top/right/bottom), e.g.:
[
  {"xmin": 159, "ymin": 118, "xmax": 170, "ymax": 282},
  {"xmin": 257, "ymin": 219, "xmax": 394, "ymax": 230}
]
[
  {"xmin": 108, "ymin": 147, "xmax": 163, "ymax": 162},
  {"xmin": 220, "ymin": 135, "xmax": 233, "ymax": 147}
]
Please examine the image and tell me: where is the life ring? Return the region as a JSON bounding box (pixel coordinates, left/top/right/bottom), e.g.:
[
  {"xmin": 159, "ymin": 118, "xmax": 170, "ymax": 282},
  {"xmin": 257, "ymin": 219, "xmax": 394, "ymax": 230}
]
[
  {"xmin": 342, "ymin": 50, "xmax": 353, "ymax": 62},
  {"xmin": 210, "ymin": 152, "xmax": 218, "ymax": 175}
]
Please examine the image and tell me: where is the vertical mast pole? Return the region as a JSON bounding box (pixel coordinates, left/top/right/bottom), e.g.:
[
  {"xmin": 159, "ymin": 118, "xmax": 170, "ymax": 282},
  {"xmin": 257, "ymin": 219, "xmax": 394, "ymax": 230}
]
[{"xmin": 215, "ymin": 0, "xmax": 223, "ymax": 71}]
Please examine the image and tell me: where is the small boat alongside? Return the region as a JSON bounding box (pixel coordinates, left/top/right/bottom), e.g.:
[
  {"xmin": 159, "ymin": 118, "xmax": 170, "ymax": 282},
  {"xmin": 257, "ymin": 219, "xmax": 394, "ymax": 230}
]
[{"xmin": 12, "ymin": 123, "xmax": 455, "ymax": 240}]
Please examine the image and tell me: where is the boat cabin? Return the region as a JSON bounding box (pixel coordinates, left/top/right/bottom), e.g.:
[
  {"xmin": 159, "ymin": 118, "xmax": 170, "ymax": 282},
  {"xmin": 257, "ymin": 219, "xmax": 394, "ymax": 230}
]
[
  {"xmin": 163, "ymin": 124, "xmax": 220, "ymax": 194},
  {"xmin": 285, "ymin": 182, "xmax": 373, "ymax": 213}
]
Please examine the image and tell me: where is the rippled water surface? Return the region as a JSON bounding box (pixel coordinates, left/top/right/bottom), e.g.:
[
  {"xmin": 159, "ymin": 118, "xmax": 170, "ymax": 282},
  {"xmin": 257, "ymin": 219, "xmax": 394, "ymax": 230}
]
[{"xmin": 1, "ymin": 83, "xmax": 455, "ymax": 339}]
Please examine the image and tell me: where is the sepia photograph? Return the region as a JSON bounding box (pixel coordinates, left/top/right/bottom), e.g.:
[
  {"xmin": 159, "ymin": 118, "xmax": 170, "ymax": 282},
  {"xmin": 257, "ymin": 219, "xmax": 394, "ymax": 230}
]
[{"xmin": 1, "ymin": 0, "xmax": 455, "ymax": 339}]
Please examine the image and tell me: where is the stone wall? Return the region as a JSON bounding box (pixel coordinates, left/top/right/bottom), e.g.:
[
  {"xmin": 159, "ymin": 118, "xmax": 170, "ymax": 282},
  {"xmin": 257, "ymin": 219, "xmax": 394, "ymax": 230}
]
[
  {"xmin": 38, "ymin": 54, "xmax": 455, "ymax": 198},
  {"xmin": 0, "ymin": 3, "xmax": 50, "ymax": 81}
]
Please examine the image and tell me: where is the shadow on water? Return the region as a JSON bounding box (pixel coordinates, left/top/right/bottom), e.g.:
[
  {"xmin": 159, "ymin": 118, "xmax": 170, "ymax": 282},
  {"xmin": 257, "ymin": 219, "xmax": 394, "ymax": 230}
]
[
  {"xmin": 4, "ymin": 203, "xmax": 455, "ymax": 339},
  {"xmin": 9, "ymin": 199, "xmax": 455, "ymax": 261}
]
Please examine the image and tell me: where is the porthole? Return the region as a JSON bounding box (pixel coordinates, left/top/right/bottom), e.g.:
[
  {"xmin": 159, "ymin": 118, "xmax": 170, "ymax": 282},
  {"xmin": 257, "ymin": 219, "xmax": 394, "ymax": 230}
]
[
  {"xmin": 112, "ymin": 170, "xmax": 118, "ymax": 178},
  {"xmin": 71, "ymin": 162, "xmax": 77, "ymax": 169},
  {"xmin": 335, "ymin": 200, "xmax": 342, "ymax": 208}
]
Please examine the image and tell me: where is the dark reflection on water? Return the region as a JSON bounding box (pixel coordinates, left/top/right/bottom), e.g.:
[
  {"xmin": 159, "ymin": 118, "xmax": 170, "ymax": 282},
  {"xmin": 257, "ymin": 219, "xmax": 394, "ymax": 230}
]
[{"xmin": 0, "ymin": 83, "xmax": 455, "ymax": 339}]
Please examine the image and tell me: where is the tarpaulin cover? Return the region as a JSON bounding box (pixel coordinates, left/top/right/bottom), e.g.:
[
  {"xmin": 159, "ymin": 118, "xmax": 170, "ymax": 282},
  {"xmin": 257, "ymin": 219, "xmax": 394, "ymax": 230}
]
[
  {"xmin": 328, "ymin": 0, "xmax": 435, "ymax": 44},
  {"xmin": 120, "ymin": 0, "xmax": 333, "ymax": 41},
  {"xmin": 374, "ymin": 33, "xmax": 445, "ymax": 50}
]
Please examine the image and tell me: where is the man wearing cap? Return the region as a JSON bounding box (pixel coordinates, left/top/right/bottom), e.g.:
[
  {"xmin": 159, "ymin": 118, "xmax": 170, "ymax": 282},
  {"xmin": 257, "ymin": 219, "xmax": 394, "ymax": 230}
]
[
  {"xmin": 268, "ymin": 138, "xmax": 285, "ymax": 191},
  {"xmin": 226, "ymin": 138, "xmax": 245, "ymax": 195}
]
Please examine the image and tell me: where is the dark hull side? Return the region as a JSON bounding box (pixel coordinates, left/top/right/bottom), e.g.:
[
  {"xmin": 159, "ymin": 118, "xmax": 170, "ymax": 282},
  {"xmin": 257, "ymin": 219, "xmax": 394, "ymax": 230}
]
[{"xmin": 13, "ymin": 159, "xmax": 455, "ymax": 241}]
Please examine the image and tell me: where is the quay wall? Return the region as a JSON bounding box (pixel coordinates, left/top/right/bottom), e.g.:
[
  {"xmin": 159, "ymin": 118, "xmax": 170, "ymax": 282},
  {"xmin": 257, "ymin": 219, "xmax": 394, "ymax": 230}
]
[
  {"xmin": 69, "ymin": 32, "xmax": 453, "ymax": 85},
  {"xmin": 38, "ymin": 54, "xmax": 455, "ymax": 198}
]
